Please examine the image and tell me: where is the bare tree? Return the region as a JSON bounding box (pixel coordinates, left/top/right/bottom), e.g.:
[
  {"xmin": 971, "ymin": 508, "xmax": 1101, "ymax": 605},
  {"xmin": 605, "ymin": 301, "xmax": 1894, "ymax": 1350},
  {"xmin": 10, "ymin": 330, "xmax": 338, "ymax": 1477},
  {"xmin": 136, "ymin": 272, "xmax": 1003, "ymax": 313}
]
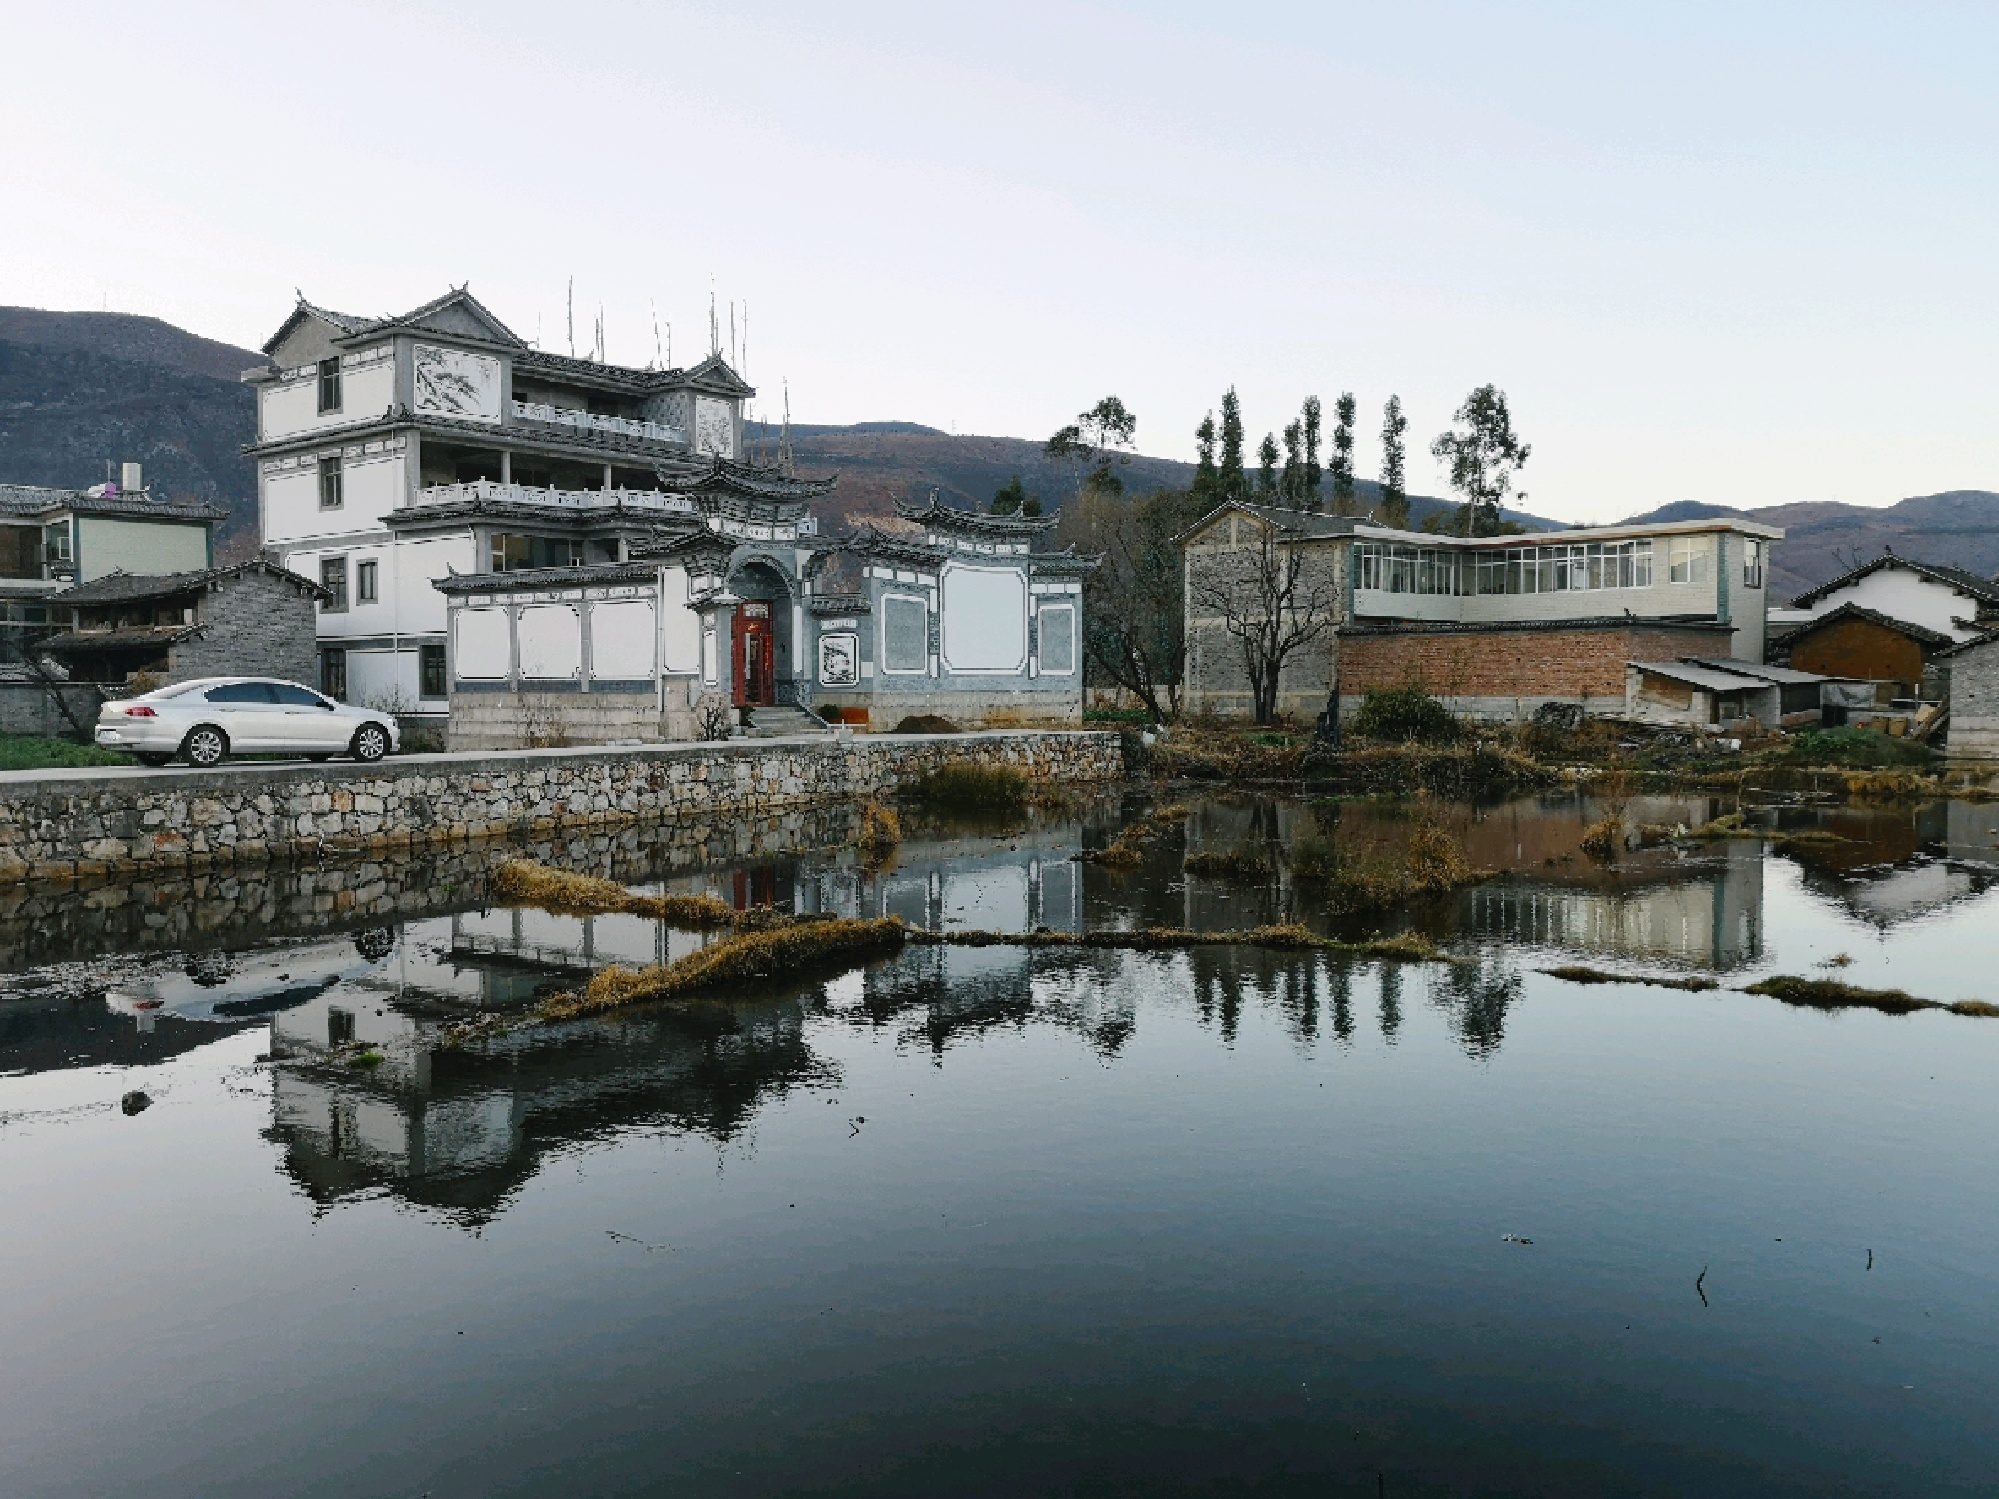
[
  {"xmin": 1189, "ymin": 522, "xmax": 1339, "ymax": 725},
  {"xmin": 1058, "ymin": 487, "xmax": 1200, "ymax": 721}
]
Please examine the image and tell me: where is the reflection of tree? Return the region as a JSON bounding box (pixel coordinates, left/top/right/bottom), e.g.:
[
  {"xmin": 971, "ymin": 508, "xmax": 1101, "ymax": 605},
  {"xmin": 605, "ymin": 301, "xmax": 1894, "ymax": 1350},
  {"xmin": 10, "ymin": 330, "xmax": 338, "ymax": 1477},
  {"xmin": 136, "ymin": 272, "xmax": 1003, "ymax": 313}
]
[
  {"xmin": 850, "ymin": 948, "xmax": 1138, "ymax": 1059},
  {"xmin": 1378, "ymin": 967, "xmax": 1402, "ymax": 1043},
  {"xmin": 1429, "ymin": 956, "xmax": 1522, "ymax": 1058}
]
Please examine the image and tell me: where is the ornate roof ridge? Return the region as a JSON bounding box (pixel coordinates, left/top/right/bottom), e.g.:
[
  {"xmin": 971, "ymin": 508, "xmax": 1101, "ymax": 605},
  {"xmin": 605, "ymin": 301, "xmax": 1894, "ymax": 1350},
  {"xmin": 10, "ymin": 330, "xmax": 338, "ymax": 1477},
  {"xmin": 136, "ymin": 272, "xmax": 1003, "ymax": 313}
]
[{"xmin": 893, "ymin": 495, "xmax": 1058, "ymax": 533}]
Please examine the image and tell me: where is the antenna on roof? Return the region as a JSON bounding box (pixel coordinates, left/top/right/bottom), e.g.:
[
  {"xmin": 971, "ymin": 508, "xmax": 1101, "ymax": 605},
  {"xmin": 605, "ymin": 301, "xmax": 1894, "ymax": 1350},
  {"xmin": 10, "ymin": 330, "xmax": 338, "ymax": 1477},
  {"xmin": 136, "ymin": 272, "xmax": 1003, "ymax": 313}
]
[
  {"xmin": 596, "ymin": 303, "xmax": 605, "ymax": 363},
  {"xmin": 729, "ymin": 301, "xmax": 737, "ymax": 368},
  {"xmin": 709, "ymin": 285, "xmax": 719, "ymax": 358},
  {"xmin": 780, "ymin": 379, "xmax": 793, "ymax": 477},
  {"xmin": 743, "ymin": 302, "xmax": 749, "ymax": 379},
  {"xmin": 651, "ymin": 300, "xmax": 663, "ymax": 368},
  {"xmin": 567, "ymin": 277, "xmax": 575, "ymax": 358}
]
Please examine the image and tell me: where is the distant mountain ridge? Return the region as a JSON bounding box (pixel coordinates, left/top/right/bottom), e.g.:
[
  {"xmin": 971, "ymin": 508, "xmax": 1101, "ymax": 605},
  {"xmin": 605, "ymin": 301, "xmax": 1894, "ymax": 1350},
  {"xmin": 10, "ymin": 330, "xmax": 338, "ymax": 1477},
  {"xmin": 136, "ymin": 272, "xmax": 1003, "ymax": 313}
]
[
  {"xmin": 1, "ymin": 307, "xmax": 1993, "ymax": 599},
  {"xmin": 1620, "ymin": 491, "xmax": 1999, "ymax": 601}
]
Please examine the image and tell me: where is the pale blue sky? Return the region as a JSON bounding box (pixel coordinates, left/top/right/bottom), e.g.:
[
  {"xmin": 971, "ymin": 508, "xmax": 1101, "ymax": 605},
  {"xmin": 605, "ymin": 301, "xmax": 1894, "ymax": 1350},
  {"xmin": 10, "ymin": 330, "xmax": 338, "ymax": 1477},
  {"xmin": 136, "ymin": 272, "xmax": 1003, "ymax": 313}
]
[{"xmin": 3, "ymin": 1, "xmax": 1994, "ymax": 520}]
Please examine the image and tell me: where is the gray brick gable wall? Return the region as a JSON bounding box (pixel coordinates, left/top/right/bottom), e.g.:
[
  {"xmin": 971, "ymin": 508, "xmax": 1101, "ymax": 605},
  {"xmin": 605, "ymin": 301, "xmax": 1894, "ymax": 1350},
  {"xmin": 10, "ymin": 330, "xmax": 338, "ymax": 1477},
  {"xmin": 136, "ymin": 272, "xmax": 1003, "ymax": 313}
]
[{"xmin": 172, "ymin": 572, "xmax": 320, "ymax": 685}]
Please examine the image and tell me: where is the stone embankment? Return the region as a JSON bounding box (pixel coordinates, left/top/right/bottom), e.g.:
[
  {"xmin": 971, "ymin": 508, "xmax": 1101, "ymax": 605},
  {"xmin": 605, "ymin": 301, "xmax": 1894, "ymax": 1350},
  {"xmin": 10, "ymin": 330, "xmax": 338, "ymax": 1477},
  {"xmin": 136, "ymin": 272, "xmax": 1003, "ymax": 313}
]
[{"xmin": 0, "ymin": 731, "xmax": 1122, "ymax": 887}]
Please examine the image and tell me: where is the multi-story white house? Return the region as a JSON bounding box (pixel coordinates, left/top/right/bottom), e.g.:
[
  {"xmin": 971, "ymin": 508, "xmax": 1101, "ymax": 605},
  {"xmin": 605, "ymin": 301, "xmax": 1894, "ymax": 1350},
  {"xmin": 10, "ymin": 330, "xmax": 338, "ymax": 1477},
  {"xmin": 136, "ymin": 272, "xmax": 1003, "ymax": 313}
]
[{"xmin": 246, "ymin": 288, "xmax": 764, "ymax": 719}]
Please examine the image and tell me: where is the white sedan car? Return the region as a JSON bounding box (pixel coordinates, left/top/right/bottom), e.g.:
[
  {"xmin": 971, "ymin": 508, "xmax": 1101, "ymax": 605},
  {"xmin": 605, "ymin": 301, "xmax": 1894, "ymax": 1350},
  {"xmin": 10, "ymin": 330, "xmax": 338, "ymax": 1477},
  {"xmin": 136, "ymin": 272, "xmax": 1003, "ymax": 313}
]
[{"xmin": 95, "ymin": 677, "xmax": 400, "ymax": 767}]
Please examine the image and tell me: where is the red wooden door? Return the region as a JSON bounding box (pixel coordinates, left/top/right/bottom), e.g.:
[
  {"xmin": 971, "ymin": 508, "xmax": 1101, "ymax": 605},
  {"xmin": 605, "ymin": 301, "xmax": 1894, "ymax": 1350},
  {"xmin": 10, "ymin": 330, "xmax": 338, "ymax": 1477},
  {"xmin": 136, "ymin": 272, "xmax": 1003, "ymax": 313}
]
[{"xmin": 732, "ymin": 604, "xmax": 775, "ymax": 706}]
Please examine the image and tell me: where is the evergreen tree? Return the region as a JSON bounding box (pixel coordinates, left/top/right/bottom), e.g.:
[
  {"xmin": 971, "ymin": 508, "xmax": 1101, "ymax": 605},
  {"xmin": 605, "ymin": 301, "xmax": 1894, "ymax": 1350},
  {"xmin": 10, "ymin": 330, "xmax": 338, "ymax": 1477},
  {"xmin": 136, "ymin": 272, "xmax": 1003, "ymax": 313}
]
[
  {"xmin": 1301, "ymin": 396, "xmax": 1323, "ymax": 512},
  {"xmin": 1378, "ymin": 394, "xmax": 1409, "ymax": 528},
  {"xmin": 1218, "ymin": 388, "xmax": 1247, "ymax": 500},
  {"xmin": 1329, "ymin": 392, "xmax": 1357, "ymax": 515},
  {"xmin": 1280, "ymin": 419, "xmax": 1304, "ymax": 508},
  {"xmin": 1193, "ymin": 412, "xmax": 1219, "ymax": 503},
  {"xmin": 1430, "ymin": 384, "xmax": 1529, "ymax": 536},
  {"xmin": 991, "ymin": 475, "xmax": 1028, "ymax": 515},
  {"xmin": 1257, "ymin": 432, "xmax": 1280, "ymax": 496}
]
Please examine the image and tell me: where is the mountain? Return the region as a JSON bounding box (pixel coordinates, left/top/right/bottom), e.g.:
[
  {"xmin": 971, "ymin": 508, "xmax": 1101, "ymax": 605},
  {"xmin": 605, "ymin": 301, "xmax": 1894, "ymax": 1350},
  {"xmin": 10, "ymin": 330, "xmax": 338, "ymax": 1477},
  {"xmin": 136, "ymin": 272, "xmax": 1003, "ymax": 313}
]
[
  {"xmin": 0, "ymin": 308, "xmax": 262, "ymax": 541},
  {"xmin": 1621, "ymin": 491, "xmax": 1999, "ymax": 601}
]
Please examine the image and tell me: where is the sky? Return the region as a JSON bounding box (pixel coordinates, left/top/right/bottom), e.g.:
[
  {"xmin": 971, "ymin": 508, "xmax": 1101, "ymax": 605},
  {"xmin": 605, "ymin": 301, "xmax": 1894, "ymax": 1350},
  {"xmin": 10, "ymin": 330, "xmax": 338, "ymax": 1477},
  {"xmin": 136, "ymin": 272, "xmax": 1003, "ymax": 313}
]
[{"xmin": 3, "ymin": 0, "xmax": 1995, "ymax": 522}]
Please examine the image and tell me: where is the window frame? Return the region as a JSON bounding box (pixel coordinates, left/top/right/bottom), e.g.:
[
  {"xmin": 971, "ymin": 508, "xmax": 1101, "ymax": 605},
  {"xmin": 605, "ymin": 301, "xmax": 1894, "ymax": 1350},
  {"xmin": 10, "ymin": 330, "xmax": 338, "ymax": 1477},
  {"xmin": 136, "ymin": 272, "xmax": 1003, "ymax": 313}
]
[
  {"xmin": 1741, "ymin": 538, "xmax": 1764, "ymax": 589},
  {"xmin": 420, "ymin": 643, "xmax": 448, "ymax": 700},
  {"xmin": 317, "ymin": 455, "xmax": 344, "ymax": 510},
  {"xmin": 317, "ymin": 357, "xmax": 342, "ymax": 414},
  {"xmin": 321, "ymin": 647, "xmax": 348, "ymax": 702},
  {"xmin": 355, "ymin": 558, "xmax": 378, "ymax": 605},
  {"xmin": 320, "ymin": 555, "xmax": 349, "ymax": 614}
]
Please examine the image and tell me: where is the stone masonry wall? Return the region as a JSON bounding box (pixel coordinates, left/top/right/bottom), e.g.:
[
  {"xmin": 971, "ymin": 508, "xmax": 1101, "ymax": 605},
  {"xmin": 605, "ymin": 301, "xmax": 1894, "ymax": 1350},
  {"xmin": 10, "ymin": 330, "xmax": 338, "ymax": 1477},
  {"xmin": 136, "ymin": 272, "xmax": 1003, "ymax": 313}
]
[
  {"xmin": 0, "ymin": 730, "xmax": 1123, "ymax": 886},
  {"xmin": 172, "ymin": 570, "xmax": 320, "ymax": 686},
  {"xmin": 1947, "ymin": 640, "xmax": 1999, "ymax": 763}
]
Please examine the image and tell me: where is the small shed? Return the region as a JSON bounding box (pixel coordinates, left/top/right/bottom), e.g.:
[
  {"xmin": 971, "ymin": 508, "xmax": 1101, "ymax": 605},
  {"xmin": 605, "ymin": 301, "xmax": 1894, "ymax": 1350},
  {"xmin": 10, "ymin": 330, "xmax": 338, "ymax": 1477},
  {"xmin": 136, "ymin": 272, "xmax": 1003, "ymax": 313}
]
[
  {"xmin": 1626, "ymin": 660, "xmax": 1781, "ymax": 731},
  {"xmin": 1779, "ymin": 603, "xmax": 1954, "ymax": 702},
  {"xmin": 1698, "ymin": 660, "xmax": 1844, "ymax": 727},
  {"xmin": 46, "ymin": 560, "xmax": 328, "ymax": 689}
]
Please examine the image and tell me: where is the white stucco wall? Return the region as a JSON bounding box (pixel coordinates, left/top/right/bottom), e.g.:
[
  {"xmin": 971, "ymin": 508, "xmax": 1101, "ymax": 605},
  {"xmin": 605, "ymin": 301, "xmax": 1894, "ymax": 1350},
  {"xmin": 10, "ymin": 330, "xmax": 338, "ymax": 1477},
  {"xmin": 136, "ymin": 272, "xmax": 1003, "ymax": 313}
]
[
  {"xmin": 259, "ymin": 351, "xmax": 397, "ymax": 441},
  {"xmin": 1809, "ymin": 569, "xmax": 1985, "ymax": 641}
]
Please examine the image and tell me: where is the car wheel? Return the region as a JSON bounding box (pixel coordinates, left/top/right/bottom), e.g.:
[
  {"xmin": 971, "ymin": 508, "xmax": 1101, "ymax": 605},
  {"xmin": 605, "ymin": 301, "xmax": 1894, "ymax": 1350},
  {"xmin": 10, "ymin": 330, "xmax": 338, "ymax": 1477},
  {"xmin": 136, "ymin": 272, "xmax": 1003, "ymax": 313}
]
[
  {"xmin": 351, "ymin": 723, "xmax": 390, "ymax": 763},
  {"xmin": 181, "ymin": 725, "xmax": 228, "ymax": 767},
  {"xmin": 136, "ymin": 752, "xmax": 174, "ymax": 767}
]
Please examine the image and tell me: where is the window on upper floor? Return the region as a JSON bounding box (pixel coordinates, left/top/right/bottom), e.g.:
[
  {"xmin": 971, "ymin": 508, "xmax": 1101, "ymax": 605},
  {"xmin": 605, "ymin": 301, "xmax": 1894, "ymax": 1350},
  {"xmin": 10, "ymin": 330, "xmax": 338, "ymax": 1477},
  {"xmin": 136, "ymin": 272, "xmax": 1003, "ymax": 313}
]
[
  {"xmin": 1668, "ymin": 537, "xmax": 1712, "ymax": 585},
  {"xmin": 318, "ymin": 456, "xmax": 343, "ymax": 510},
  {"xmin": 317, "ymin": 357, "xmax": 342, "ymax": 413},
  {"xmin": 42, "ymin": 522, "xmax": 72, "ymax": 569},
  {"xmin": 320, "ymin": 556, "xmax": 348, "ymax": 613},
  {"xmin": 356, "ymin": 559, "xmax": 378, "ymax": 605},
  {"xmin": 1741, "ymin": 538, "xmax": 1764, "ymax": 589}
]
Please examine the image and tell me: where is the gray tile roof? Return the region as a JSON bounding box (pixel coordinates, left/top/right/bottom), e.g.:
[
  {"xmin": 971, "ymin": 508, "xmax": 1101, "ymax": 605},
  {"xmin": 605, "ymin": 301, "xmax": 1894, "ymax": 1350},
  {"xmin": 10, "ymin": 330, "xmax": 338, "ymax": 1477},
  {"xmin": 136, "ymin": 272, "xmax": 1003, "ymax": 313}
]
[
  {"xmin": 58, "ymin": 559, "xmax": 327, "ymax": 605},
  {"xmin": 1790, "ymin": 552, "xmax": 1999, "ymax": 610}
]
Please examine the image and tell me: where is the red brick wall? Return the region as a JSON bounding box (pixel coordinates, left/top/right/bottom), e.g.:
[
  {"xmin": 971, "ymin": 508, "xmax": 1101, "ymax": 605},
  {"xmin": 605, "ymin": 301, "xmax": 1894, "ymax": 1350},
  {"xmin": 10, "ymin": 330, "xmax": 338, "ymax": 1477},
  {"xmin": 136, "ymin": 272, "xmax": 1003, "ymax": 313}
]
[{"xmin": 1338, "ymin": 624, "xmax": 1731, "ymax": 699}]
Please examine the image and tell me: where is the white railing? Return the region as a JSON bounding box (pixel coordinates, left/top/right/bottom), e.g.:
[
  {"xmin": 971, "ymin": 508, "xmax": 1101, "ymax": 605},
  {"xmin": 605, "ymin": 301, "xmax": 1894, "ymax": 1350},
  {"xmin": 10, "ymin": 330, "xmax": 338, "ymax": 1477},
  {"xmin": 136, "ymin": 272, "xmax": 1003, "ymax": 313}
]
[
  {"xmin": 414, "ymin": 480, "xmax": 699, "ymax": 515},
  {"xmin": 510, "ymin": 400, "xmax": 686, "ymax": 445}
]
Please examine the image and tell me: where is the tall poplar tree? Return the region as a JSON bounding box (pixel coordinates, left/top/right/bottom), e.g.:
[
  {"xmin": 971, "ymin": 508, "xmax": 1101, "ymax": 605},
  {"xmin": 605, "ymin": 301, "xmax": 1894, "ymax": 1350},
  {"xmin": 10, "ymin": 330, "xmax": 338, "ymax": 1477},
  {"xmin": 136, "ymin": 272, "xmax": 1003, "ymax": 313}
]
[
  {"xmin": 1218, "ymin": 388, "xmax": 1247, "ymax": 500},
  {"xmin": 1256, "ymin": 433, "xmax": 1280, "ymax": 496},
  {"xmin": 1193, "ymin": 412, "xmax": 1220, "ymax": 503},
  {"xmin": 1301, "ymin": 396, "xmax": 1324, "ymax": 512},
  {"xmin": 1329, "ymin": 392, "xmax": 1357, "ymax": 514},
  {"xmin": 1378, "ymin": 394, "xmax": 1409, "ymax": 528},
  {"xmin": 1280, "ymin": 419, "xmax": 1304, "ymax": 508}
]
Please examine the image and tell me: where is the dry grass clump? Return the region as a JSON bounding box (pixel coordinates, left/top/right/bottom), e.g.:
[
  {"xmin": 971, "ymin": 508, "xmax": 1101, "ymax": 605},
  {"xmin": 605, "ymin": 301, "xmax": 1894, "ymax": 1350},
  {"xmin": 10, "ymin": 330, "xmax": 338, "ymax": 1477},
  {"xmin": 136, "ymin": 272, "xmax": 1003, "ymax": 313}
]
[
  {"xmin": 857, "ymin": 799, "xmax": 902, "ymax": 870},
  {"xmin": 1542, "ymin": 965, "xmax": 1719, "ymax": 992},
  {"xmin": 1745, "ymin": 974, "xmax": 1941, "ymax": 1016},
  {"xmin": 1294, "ymin": 811, "xmax": 1485, "ymax": 914},
  {"xmin": 1183, "ymin": 849, "xmax": 1272, "ymax": 882},
  {"xmin": 1079, "ymin": 803, "xmax": 1188, "ymax": 868},
  {"xmin": 541, "ymin": 917, "xmax": 908, "ymax": 1020},
  {"xmin": 892, "ymin": 714, "xmax": 961, "ymax": 734},
  {"xmin": 1580, "ymin": 815, "xmax": 1624, "ymax": 862},
  {"xmin": 493, "ymin": 860, "xmax": 739, "ymax": 928}
]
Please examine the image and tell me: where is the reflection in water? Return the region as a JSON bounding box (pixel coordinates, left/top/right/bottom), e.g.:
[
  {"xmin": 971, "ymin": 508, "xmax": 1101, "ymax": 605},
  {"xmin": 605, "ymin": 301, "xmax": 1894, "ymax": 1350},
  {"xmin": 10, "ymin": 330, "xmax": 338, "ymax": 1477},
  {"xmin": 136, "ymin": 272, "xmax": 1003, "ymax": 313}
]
[{"xmin": 5, "ymin": 789, "xmax": 1996, "ymax": 1228}]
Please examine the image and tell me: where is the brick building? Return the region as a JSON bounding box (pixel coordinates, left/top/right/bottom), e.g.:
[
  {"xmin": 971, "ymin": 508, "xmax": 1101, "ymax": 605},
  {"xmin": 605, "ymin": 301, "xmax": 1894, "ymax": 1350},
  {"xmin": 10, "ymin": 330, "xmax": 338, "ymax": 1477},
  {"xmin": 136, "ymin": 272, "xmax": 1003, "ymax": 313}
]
[
  {"xmin": 1180, "ymin": 502, "xmax": 1781, "ymax": 723},
  {"xmin": 1778, "ymin": 603, "xmax": 1953, "ymax": 703},
  {"xmin": 45, "ymin": 560, "xmax": 327, "ymax": 689}
]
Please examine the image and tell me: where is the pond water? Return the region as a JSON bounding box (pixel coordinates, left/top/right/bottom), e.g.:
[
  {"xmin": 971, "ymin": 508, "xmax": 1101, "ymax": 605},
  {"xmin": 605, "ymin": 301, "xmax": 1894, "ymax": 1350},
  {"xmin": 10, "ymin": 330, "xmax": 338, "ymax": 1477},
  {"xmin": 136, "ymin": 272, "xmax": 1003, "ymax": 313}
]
[{"xmin": 4, "ymin": 791, "xmax": 1999, "ymax": 1496}]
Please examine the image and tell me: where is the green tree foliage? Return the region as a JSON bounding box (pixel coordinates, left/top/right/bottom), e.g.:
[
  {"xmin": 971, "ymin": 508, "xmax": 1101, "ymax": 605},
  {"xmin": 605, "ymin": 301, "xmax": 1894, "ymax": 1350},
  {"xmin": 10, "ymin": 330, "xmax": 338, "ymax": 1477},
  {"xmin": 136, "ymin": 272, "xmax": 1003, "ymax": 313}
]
[
  {"xmin": 1193, "ymin": 412, "xmax": 1220, "ymax": 503},
  {"xmin": 1057, "ymin": 486, "xmax": 1207, "ymax": 720},
  {"xmin": 1329, "ymin": 392, "xmax": 1357, "ymax": 515},
  {"xmin": 1280, "ymin": 419, "xmax": 1304, "ymax": 508},
  {"xmin": 1378, "ymin": 395, "xmax": 1409, "ymax": 528},
  {"xmin": 1256, "ymin": 433, "xmax": 1280, "ymax": 497},
  {"xmin": 1301, "ymin": 396, "xmax": 1323, "ymax": 511},
  {"xmin": 1046, "ymin": 396, "xmax": 1139, "ymax": 498},
  {"xmin": 1430, "ymin": 385, "xmax": 1529, "ymax": 537},
  {"xmin": 991, "ymin": 475, "xmax": 1027, "ymax": 515},
  {"xmin": 1218, "ymin": 388, "xmax": 1247, "ymax": 500}
]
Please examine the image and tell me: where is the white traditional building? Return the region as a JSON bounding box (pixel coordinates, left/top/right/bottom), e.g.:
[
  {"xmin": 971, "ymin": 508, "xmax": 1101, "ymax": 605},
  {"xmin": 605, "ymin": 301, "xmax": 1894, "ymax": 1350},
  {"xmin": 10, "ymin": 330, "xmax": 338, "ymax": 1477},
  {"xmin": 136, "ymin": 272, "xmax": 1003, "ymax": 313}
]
[
  {"xmin": 246, "ymin": 287, "xmax": 765, "ymax": 718},
  {"xmin": 246, "ymin": 288, "xmax": 1093, "ymax": 744}
]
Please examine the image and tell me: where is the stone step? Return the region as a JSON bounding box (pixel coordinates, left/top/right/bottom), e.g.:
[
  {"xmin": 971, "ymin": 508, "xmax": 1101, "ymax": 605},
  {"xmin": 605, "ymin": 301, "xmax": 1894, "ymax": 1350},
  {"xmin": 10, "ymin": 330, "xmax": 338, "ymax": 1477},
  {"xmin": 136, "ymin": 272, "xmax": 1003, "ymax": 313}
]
[{"xmin": 744, "ymin": 705, "xmax": 833, "ymax": 738}]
